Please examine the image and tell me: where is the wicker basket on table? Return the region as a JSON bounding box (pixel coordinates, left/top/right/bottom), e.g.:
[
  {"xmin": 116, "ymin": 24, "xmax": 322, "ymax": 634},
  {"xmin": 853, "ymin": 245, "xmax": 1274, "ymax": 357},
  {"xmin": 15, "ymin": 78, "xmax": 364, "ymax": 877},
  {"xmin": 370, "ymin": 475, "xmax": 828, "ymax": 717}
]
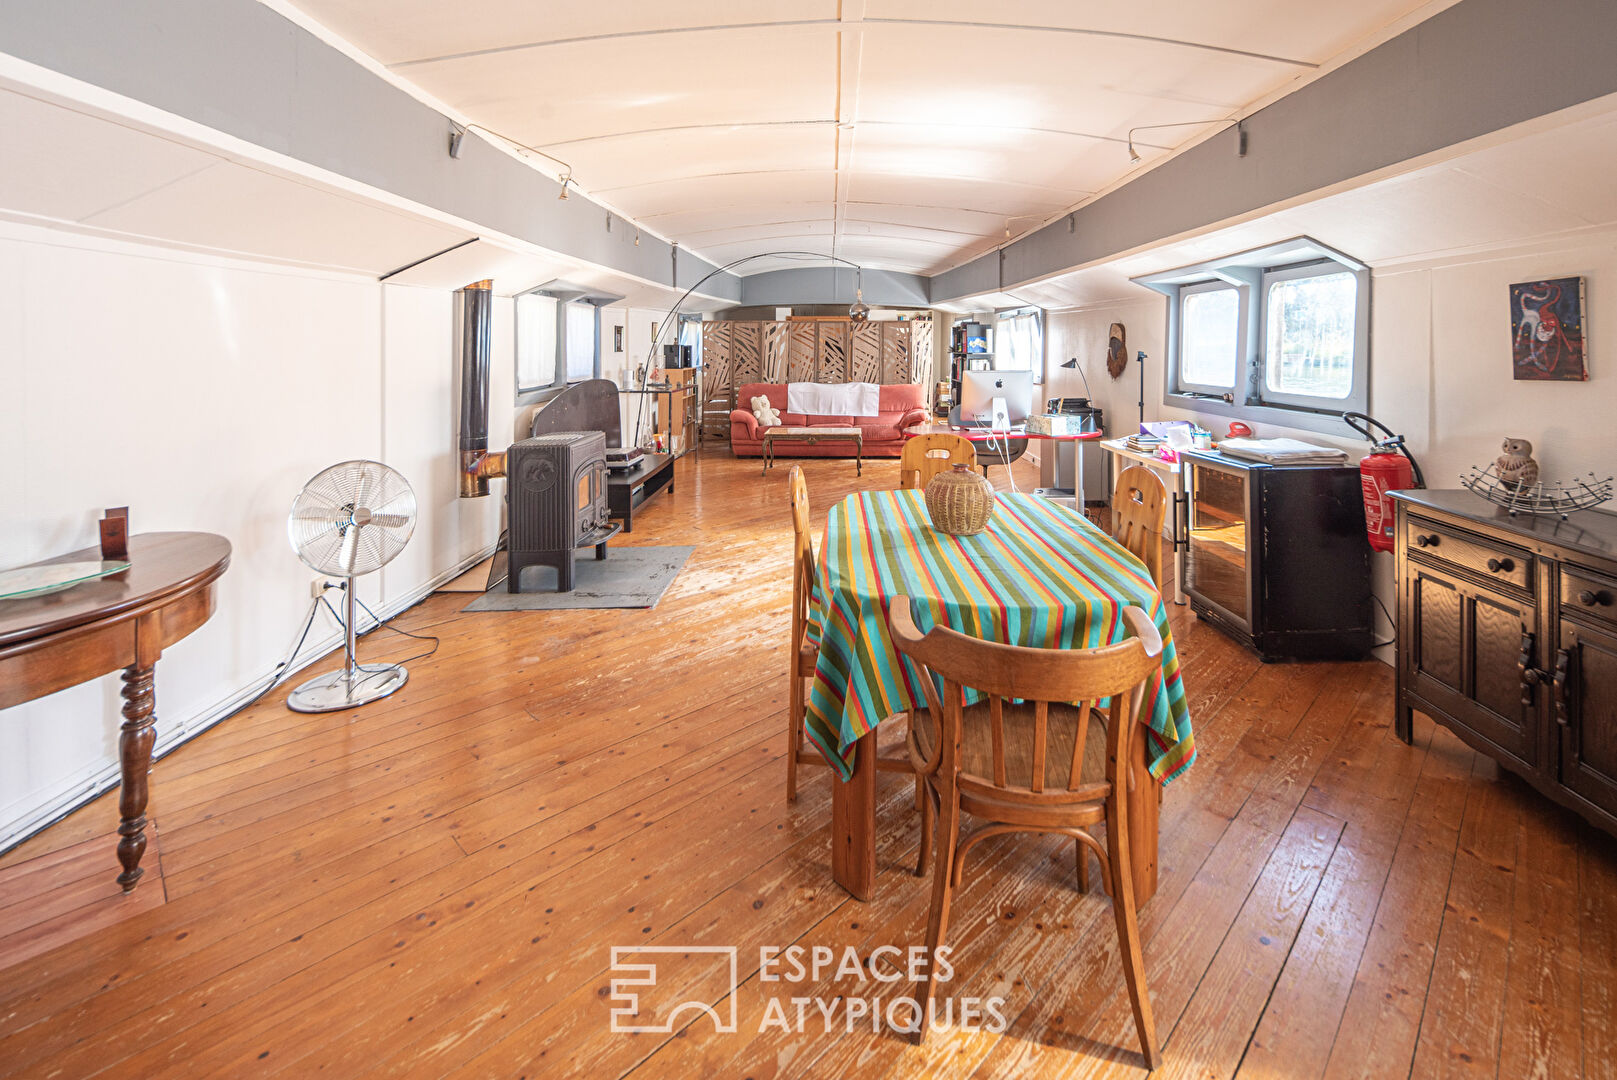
[{"xmin": 924, "ymin": 463, "xmax": 996, "ymax": 536}]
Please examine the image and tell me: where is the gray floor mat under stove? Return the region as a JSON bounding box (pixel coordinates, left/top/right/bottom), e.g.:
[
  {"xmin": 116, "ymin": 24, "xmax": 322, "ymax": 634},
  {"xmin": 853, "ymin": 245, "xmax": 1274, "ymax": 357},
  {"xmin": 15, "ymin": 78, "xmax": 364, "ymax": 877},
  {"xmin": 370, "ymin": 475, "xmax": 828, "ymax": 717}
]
[{"xmin": 461, "ymin": 545, "xmax": 693, "ymax": 611}]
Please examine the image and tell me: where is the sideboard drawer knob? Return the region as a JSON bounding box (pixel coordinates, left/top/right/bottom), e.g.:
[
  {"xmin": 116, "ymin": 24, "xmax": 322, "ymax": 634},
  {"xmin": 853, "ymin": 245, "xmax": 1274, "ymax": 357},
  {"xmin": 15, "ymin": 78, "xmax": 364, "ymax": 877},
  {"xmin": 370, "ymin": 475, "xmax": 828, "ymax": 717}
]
[
  {"xmin": 1579, "ymin": 589, "xmax": 1612, "ymax": 607},
  {"xmin": 1488, "ymin": 557, "xmax": 1514, "ymax": 573},
  {"xmin": 1415, "ymin": 533, "xmax": 1438, "ymax": 548}
]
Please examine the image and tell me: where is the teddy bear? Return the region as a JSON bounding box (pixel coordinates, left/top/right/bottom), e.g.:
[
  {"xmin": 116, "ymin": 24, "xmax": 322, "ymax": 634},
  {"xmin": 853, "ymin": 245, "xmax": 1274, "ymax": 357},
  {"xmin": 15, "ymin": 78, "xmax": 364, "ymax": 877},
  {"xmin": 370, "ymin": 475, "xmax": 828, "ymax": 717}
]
[{"xmin": 751, "ymin": 394, "xmax": 782, "ymax": 428}]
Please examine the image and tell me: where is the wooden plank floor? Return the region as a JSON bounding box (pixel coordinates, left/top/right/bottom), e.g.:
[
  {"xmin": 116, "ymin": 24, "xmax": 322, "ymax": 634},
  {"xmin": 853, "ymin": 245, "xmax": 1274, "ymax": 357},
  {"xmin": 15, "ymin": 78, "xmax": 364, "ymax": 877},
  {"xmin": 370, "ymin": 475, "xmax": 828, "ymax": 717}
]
[{"xmin": 2, "ymin": 449, "xmax": 1614, "ymax": 1079}]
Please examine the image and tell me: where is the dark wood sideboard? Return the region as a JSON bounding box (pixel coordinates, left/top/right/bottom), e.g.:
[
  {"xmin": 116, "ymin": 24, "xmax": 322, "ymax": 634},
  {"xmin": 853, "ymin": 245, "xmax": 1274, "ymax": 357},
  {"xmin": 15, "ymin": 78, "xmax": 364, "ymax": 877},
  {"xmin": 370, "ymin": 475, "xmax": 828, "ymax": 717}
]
[
  {"xmin": 1392, "ymin": 489, "xmax": 1617, "ymax": 836},
  {"xmin": 0, "ymin": 532, "xmax": 231, "ymax": 890}
]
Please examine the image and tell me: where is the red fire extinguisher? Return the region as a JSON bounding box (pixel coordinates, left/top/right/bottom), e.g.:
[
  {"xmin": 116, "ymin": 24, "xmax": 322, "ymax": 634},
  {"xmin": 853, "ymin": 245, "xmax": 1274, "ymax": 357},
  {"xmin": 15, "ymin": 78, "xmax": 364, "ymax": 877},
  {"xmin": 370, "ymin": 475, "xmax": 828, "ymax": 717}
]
[{"xmin": 1343, "ymin": 412, "xmax": 1425, "ymax": 552}]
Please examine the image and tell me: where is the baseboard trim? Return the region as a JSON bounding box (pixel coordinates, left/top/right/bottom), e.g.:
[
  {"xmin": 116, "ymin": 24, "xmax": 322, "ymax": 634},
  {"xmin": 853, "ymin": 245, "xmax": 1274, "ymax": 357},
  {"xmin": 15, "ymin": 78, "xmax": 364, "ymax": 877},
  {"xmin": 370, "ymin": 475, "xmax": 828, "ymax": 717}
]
[{"xmin": 0, "ymin": 544, "xmax": 498, "ymax": 858}]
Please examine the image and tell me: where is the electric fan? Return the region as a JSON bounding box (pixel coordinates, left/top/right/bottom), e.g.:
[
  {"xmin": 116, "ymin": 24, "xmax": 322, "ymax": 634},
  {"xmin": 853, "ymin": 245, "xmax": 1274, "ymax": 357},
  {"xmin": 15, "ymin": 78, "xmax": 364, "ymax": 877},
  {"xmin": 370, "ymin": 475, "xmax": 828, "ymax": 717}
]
[{"xmin": 285, "ymin": 460, "xmax": 417, "ymax": 713}]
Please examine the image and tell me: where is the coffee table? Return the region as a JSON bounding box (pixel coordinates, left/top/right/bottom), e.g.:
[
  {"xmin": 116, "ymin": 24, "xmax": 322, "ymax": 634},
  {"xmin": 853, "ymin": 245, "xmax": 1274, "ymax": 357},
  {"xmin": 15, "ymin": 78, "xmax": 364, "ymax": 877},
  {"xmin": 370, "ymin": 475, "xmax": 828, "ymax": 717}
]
[{"xmin": 761, "ymin": 426, "xmax": 863, "ymax": 476}]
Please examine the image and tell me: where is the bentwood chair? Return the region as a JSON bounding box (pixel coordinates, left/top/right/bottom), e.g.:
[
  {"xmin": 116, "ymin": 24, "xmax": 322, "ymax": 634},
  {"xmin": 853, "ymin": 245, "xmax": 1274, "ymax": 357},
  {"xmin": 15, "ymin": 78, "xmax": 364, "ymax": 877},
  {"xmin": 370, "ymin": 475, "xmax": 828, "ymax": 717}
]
[
  {"xmin": 785, "ymin": 466, "xmax": 915, "ymax": 801},
  {"xmin": 899, "ymin": 433, "xmax": 976, "ymax": 490},
  {"xmin": 1112, "ymin": 465, "xmax": 1167, "ymax": 589},
  {"xmin": 889, "ymin": 594, "xmax": 1163, "ymax": 1066}
]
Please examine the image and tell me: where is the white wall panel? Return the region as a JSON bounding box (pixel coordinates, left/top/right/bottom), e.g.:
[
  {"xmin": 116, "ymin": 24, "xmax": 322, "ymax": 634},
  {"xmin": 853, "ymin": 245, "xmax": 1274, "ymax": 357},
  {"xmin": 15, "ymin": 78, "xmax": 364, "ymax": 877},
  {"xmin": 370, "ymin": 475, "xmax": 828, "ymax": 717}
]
[{"xmin": 0, "ymin": 223, "xmax": 500, "ymax": 850}]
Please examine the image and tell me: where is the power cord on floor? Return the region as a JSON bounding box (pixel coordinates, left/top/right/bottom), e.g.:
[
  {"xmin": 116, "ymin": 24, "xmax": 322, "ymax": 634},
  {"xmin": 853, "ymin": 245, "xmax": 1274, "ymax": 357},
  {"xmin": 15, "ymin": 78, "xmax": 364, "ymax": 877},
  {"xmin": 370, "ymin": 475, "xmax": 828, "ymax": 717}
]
[
  {"xmin": 1370, "ymin": 591, "xmax": 1396, "ymax": 650},
  {"xmin": 235, "ymin": 593, "xmax": 324, "ymax": 711},
  {"xmin": 318, "ymin": 585, "xmax": 441, "ymax": 668}
]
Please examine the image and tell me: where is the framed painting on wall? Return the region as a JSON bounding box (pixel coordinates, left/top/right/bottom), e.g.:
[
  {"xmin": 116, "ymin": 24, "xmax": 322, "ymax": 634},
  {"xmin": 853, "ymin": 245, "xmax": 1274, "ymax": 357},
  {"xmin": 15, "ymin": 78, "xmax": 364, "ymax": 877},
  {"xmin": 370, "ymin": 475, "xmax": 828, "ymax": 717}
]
[{"xmin": 1510, "ymin": 276, "xmax": 1588, "ymax": 381}]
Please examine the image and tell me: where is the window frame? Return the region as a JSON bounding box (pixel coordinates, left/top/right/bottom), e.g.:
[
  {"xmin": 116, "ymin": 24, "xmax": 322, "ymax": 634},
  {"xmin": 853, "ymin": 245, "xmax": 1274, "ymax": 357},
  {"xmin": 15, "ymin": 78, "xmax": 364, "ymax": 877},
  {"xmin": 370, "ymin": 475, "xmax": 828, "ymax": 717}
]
[
  {"xmin": 1175, "ymin": 280, "xmax": 1244, "ymax": 397},
  {"xmin": 1136, "ymin": 237, "xmax": 1371, "ymax": 434},
  {"xmin": 514, "ymin": 283, "xmax": 615, "ymax": 407},
  {"xmin": 993, "ymin": 306, "xmax": 1044, "ymax": 384},
  {"xmin": 1254, "ymin": 260, "xmax": 1365, "ymax": 411},
  {"xmin": 513, "ymin": 288, "xmax": 560, "ymax": 400}
]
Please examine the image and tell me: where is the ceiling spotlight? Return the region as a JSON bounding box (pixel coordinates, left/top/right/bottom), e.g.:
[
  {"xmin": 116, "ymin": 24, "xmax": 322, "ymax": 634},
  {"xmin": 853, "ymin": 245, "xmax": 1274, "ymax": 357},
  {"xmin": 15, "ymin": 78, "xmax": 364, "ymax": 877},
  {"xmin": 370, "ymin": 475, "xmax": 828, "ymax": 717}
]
[
  {"xmin": 557, "ymin": 174, "xmax": 573, "ymax": 200},
  {"xmin": 1128, "ymin": 138, "xmax": 1141, "ymax": 164}
]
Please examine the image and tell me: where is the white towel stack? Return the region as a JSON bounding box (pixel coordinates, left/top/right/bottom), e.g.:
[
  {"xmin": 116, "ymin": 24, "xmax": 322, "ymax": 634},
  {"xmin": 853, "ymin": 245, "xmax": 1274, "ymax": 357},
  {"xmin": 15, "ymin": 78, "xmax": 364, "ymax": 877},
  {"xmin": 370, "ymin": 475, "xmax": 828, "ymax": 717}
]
[{"xmin": 1217, "ymin": 437, "xmax": 1349, "ymax": 465}]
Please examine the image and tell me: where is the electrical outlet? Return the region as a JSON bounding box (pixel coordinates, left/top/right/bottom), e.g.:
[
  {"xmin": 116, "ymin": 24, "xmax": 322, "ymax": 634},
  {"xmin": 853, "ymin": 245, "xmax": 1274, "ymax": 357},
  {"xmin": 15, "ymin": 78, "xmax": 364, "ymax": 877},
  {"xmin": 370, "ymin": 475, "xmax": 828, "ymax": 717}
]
[{"xmin": 310, "ymin": 577, "xmax": 331, "ymax": 599}]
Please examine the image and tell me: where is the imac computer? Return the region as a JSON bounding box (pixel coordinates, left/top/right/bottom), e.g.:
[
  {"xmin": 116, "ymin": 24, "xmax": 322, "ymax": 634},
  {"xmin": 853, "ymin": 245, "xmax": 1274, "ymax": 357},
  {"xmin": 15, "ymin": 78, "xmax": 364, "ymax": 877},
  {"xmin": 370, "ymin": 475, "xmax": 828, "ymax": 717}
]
[{"xmin": 956, "ymin": 369, "xmax": 1034, "ymax": 429}]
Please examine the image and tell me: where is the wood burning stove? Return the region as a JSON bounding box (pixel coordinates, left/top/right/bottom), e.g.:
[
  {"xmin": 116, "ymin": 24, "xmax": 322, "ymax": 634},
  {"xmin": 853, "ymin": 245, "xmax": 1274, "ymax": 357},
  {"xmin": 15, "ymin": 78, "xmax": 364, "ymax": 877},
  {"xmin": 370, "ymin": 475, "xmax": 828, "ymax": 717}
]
[{"xmin": 507, "ymin": 431, "xmax": 616, "ymax": 592}]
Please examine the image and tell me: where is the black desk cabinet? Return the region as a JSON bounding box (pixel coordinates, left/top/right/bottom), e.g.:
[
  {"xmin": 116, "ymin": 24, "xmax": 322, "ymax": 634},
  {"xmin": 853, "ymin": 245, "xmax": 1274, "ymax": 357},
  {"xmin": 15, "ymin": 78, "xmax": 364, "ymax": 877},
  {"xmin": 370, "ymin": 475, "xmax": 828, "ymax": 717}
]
[
  {"xmin": 1182, "ymin": 450, "xmax": 1372, "ymax": 661},
  {"xmin": 1393, "ymin": 488, "xmax": 1617, "ymax": 837}
]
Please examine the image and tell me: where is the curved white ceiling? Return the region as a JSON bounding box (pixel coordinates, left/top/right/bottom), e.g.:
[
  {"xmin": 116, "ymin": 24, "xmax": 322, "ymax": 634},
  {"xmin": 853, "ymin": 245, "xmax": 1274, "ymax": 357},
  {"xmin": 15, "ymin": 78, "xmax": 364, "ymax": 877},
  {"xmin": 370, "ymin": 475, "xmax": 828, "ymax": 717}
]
[{"xmin": 284, "ymin": 0, "xmax": 1451, "ymax": 276}]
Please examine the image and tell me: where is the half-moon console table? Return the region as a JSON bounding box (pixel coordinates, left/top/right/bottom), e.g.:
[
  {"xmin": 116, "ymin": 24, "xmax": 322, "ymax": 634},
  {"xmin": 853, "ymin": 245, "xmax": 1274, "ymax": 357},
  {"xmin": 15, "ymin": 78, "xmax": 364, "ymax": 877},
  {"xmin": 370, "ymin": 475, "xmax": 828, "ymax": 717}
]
[{"xmin": 0, "ymin": 532, "xmax": 231, "ymax": 892}]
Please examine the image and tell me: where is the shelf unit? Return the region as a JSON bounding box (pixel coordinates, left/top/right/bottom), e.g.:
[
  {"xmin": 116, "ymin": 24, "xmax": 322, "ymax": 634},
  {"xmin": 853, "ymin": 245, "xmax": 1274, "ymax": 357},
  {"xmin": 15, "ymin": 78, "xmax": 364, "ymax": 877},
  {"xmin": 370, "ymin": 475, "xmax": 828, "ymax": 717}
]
[{"xmin": 623, "ymin": 368, "xmax": 698, "ymax": 457}]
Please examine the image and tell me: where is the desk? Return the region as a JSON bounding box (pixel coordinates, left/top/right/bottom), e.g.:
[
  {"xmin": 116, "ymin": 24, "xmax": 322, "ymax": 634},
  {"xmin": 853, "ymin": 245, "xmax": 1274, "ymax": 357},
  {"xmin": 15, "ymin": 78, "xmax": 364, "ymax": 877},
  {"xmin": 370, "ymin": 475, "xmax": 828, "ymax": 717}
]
[
  {"xmin": 806, "ymin": 491, "xmax": 1195, "ymax": 902},
  {"xmin": 903, "ymin": 422, "xmax": 1025, "ymax": 471},
  {"xmin": 904, "ymin": 423, "xmax": 1100, "ymax": 493},
  {"xmin": 1100, "ymin": 439, "xmax": 1191, "ymax": 604},
  {"xmin": 0, "ymin": 533, "xmax": 230, "ymax": 892},
  {"xmin": 1027, "ymin": 429, "xmax": 1103, "ymax": 503}
]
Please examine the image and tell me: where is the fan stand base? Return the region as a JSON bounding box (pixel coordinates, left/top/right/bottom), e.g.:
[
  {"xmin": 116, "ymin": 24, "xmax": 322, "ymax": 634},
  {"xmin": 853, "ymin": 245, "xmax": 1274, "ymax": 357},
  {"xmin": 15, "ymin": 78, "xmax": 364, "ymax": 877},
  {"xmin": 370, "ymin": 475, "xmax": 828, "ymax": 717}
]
[{"xmin": 286, "ymin": 663, "xmax": 408, "ymax": 713}]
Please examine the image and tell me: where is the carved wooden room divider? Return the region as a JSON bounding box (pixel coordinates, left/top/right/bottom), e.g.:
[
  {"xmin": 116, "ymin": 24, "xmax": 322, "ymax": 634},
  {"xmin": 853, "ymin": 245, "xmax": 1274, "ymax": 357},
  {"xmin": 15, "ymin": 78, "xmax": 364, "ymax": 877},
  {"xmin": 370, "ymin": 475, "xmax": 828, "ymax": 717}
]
[{"xmin": 699, "ymin": 318, "xmax": 930, "ymax": 442}]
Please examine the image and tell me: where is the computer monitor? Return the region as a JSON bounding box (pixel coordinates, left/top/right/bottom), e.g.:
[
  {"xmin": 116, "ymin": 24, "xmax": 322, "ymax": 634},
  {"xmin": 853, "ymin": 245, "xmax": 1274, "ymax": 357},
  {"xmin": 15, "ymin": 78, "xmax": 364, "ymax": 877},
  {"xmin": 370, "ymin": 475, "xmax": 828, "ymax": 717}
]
[{"xmin": 958, "ymin": 369, "xmax": 1034, "ymax": 426}]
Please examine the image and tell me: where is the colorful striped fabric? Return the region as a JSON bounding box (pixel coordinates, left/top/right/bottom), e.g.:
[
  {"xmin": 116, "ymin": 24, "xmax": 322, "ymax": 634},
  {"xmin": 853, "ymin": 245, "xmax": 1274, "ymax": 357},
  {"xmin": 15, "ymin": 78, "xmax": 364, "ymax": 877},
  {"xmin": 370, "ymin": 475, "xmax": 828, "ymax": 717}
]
[{"xmin": 804, "ymin": 490, "xmax": 1194, "ymax": 784}]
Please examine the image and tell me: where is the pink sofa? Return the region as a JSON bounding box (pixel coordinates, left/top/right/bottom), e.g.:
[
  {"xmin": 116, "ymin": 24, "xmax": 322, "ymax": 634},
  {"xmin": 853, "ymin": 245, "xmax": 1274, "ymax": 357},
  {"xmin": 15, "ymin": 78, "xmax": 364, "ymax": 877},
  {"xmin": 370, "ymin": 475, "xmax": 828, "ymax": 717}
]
[{"xmin": 730, "ymin": 382, "xmax": 927, "ymax": 458}]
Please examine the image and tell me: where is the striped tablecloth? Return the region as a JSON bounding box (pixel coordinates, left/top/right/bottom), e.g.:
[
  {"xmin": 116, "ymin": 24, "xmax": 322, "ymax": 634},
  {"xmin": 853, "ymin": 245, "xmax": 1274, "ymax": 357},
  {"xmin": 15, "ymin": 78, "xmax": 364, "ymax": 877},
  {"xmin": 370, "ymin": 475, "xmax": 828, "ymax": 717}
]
[{"xmin": 805, "ymin": 490, "xmax": 1194, "ymax": 784}]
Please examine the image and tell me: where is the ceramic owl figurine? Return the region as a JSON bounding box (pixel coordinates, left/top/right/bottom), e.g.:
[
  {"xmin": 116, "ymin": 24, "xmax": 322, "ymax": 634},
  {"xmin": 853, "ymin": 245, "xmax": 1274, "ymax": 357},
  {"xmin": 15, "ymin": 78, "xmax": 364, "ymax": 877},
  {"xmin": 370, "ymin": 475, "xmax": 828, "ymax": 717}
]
[{"xmin": 1496, "ymin": 438, "xmax": 1539, "ymax": 489}]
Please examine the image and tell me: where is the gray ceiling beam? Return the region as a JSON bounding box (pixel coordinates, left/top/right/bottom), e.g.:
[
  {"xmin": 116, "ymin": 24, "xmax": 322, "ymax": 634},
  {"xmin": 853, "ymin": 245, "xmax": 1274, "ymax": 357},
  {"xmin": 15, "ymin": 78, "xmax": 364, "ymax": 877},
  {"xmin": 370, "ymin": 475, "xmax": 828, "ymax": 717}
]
[
  {"xmin": 0, "ymin": 0, "xmax": 741, "ymax": 301},
  {"xmin": 738, "ymin": 267, "xmax": 930, "ymax": 309}
]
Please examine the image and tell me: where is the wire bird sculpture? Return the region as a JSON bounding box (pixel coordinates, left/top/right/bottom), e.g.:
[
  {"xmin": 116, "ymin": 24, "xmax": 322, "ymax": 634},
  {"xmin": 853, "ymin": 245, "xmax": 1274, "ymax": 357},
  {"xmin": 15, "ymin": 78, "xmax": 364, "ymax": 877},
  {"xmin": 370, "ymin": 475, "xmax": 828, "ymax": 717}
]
[{"xmin": 1460, "ymin": 463, "xmax": 1613, "ymax": 518}]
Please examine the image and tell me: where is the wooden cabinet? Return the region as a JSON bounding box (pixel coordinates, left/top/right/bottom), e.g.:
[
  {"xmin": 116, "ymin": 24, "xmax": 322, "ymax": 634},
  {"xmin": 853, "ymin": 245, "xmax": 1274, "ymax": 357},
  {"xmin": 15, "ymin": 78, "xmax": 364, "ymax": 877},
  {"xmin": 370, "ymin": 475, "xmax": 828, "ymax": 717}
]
[
  {"xmin": 1558, "ymin": 614, "xmax": 1617, "ymax": 818},
  {"xmin": 1404, "ymin": 561, "xmax": 1537, "ymax": 766},
  {"xmin": 1393, "ymin": 489, "xmax": 1617, "ymax": 837},
  {"xmin": 1183, "ymin": 450, "xmax": 1372, "ymax": 661}
]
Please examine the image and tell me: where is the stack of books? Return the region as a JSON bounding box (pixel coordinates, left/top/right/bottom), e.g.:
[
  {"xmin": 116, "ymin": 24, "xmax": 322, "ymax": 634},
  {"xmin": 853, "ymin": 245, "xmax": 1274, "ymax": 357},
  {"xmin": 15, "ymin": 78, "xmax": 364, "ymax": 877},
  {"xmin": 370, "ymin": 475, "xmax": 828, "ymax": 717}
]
[{"xmin": 1125, "ymin": 433, "xmax": 1164, "ymax": 453}]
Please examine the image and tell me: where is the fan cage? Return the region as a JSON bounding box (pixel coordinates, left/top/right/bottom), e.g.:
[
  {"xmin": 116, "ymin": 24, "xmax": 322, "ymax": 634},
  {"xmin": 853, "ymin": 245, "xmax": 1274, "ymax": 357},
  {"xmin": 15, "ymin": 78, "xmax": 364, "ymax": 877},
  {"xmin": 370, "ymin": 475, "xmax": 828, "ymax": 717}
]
[{"xmin": 288, "ymin": 460, "xmax": 417, "ymax": 577}]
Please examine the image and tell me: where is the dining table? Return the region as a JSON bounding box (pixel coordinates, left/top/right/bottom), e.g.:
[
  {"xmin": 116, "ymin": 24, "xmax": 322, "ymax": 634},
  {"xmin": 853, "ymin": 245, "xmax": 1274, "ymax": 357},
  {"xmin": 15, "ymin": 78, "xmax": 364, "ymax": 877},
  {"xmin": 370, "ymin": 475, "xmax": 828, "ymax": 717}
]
[{"xmin": 804, "ymin": 489, "xmax": 1194, "ymax": 902}]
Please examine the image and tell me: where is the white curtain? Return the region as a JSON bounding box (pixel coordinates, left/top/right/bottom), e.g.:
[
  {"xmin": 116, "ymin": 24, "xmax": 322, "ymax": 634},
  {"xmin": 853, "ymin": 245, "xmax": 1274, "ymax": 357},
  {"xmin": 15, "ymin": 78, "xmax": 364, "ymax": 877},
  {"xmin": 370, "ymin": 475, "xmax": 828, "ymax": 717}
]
[
  {"xmin": 515, "ymin": 291, "xmax": 557, "ymax": 393},
  {"xmin": 565, "ymin": 301, "xmax": 597, "ymax": 383},
  {"xmin": 995, "ymin": 310, "xmax": 1043, "ymax": 383}
]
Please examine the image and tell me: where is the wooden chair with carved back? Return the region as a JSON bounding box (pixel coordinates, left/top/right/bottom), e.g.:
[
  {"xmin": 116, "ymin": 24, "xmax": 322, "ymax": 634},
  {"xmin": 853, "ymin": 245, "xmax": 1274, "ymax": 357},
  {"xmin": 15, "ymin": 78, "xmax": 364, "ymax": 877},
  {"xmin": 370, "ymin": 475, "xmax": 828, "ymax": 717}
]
[
  {"xmin": 899, "ymin": 433, "xmax": 977, "ymax": 490},
  {"xmin": 786, "ymin": 466, "xmax": 915, "ymax": 802},
  {"xmin": 1112, "ymin": 465, "xmax": 1167, "ymax": 589},
  {"xmin": 888, "ymin": 594, "xmax": 1163, "ymax": 1066}
]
